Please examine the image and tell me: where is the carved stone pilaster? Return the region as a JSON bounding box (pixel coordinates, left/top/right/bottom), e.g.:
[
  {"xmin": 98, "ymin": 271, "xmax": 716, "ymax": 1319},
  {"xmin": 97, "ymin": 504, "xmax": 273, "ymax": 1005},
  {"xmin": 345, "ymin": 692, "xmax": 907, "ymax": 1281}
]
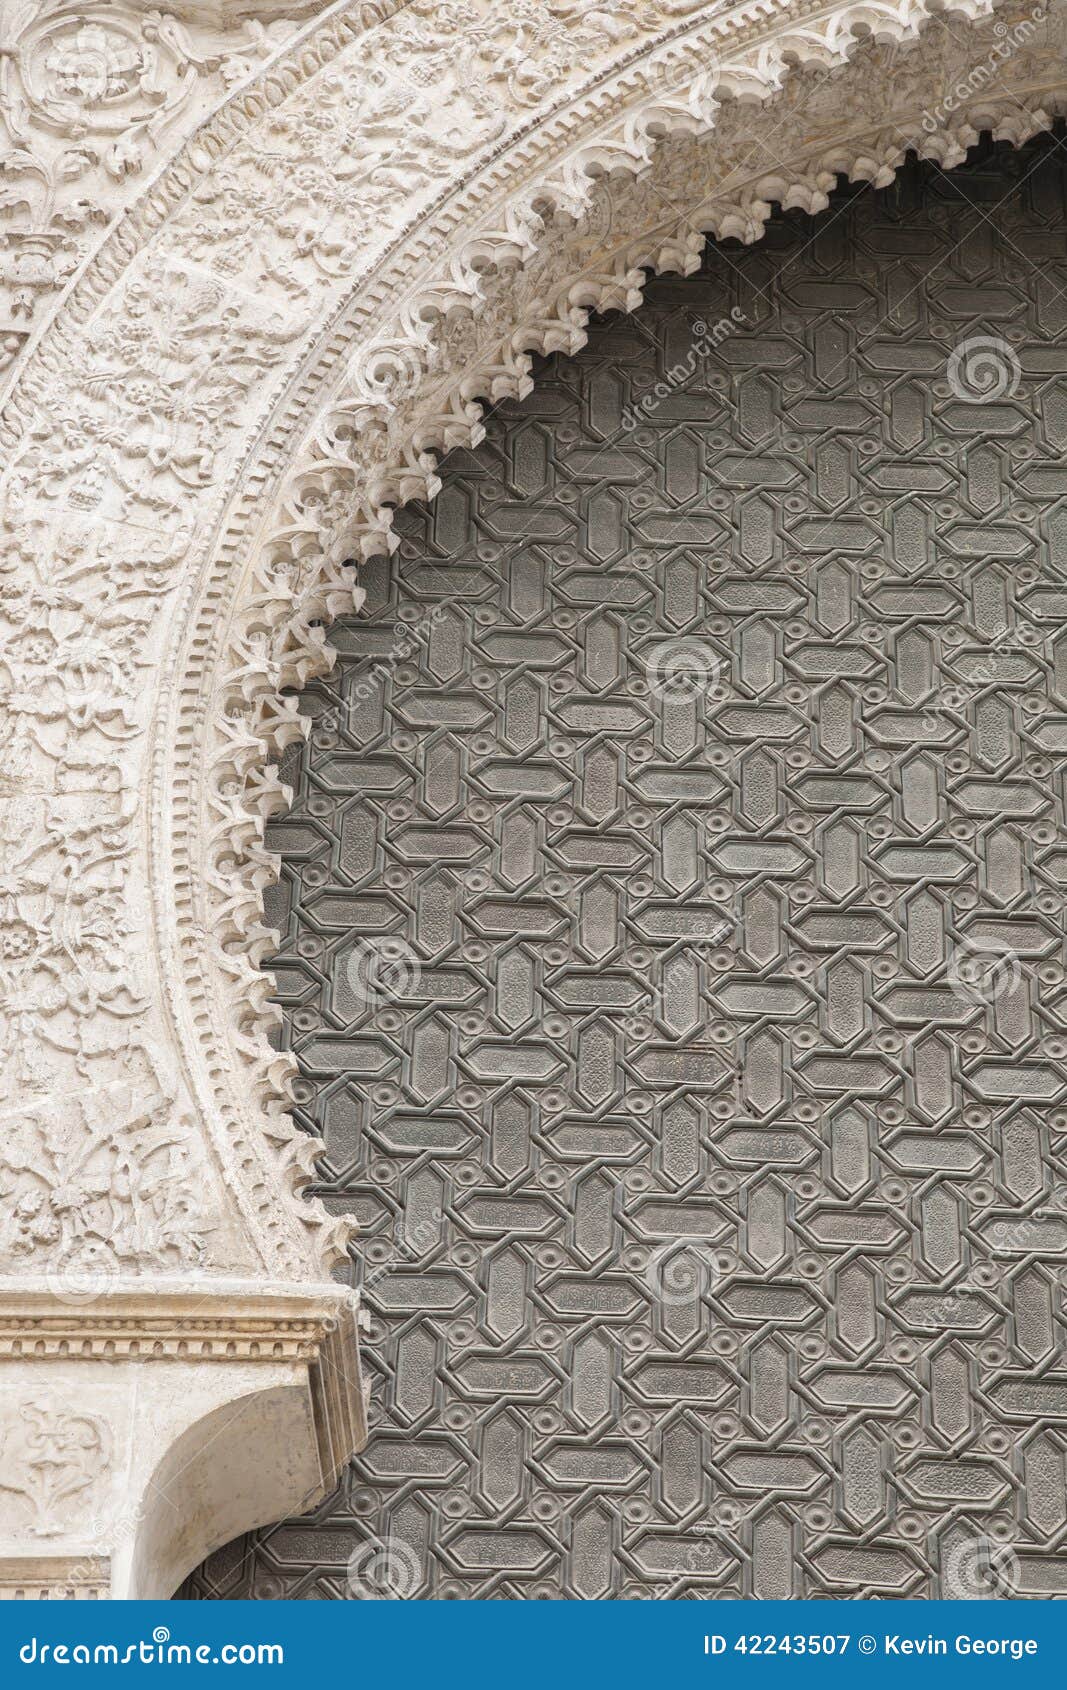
[{"xmin": 0, "ymin": 1284, "xmax": 366, "ymax": 1598}]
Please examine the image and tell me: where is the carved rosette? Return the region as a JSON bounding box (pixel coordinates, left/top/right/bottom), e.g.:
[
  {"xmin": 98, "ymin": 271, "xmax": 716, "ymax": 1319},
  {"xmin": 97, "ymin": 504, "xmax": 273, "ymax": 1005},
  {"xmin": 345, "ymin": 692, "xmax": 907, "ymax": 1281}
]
[
  {"xmin": 0, "ymin": 0, "xmax": 1063, "ymax": 1593},
  {"xmin": 0, "ymin": 2, "xmax": 337, "ymax": 383}
]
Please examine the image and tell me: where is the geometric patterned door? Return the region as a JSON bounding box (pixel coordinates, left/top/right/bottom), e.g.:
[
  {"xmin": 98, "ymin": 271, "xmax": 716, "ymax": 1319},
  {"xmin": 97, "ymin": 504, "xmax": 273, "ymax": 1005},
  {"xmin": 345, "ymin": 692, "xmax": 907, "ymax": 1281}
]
[{"xmin": 184, "ymin": 140, "xmax": 1067, "ymax": 1601}]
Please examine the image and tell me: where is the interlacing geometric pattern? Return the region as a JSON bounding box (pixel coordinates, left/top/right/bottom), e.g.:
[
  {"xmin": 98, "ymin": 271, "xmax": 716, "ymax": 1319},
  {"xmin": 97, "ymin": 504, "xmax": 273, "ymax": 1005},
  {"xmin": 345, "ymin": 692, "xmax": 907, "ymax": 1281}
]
[{"xmin": 186, "ymin": 141, "xmax": 1067, "ymax": 1600}]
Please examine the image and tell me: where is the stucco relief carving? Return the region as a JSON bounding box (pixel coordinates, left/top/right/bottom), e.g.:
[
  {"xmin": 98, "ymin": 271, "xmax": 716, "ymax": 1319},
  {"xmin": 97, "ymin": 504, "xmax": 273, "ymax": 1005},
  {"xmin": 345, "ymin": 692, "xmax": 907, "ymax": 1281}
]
[
  {"xmin": 0, "ymin": 2, "xmax": 337, "ymax": 385},
  {"xmin": 0, "ymin": 484, "xmax": 254, "ymax": 1286},
  {"xmin": 0, "ymin": 0, "xmax": 1064, "ymax": 1591},
  {"xmin": 0, "ymin": 1402, "xmax": 109, "ymax": 1538}
]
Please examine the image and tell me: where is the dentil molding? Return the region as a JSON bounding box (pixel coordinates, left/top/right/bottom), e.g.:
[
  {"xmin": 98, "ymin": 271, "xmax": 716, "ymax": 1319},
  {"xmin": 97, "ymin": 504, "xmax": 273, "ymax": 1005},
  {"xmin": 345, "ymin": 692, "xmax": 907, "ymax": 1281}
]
[{"xmin": 0, "ymin": 0, "xmax": 1063, "ymax": 1595}]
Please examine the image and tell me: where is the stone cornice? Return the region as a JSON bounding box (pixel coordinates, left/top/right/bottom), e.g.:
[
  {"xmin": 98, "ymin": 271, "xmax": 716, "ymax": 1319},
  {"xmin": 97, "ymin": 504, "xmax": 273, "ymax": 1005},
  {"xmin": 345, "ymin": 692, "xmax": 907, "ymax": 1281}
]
[{"xmin": 0, "ymin": 1280, "xmax": 365, "ymax": 1361}]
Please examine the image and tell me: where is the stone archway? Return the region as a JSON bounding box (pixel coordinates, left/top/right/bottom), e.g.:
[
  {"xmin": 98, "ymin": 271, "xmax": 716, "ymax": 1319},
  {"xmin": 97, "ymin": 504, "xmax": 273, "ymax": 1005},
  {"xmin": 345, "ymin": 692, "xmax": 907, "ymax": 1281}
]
[
  {"xmin": 2, "ymin": 0, "xmax": 1066, "ymax": 1593},
  {"xmin": 190, "ymin": 138, "xmax": 1067, "ymax": 1599}
]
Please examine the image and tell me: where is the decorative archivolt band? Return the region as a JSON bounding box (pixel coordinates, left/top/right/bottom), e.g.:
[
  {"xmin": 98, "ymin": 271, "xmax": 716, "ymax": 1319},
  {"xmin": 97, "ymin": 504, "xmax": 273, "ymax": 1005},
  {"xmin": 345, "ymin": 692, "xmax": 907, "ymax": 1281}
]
[{"xmin": 198, "ymin": 0, "xmax": 1061, "ymax": 1279}]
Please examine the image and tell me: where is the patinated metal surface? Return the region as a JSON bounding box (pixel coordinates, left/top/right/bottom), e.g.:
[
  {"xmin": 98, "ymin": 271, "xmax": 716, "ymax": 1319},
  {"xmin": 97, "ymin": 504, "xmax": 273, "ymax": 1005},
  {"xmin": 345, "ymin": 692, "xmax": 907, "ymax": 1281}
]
[{"xmin": 185, "ymin": 144, "xmax": 1067, "ymax": 1601}]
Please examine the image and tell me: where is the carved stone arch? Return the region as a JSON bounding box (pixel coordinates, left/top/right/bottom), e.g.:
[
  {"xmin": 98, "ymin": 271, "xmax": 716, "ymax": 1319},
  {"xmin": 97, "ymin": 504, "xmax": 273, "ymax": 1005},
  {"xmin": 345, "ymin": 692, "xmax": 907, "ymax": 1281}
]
[{"xmin": 1, "ymin": 0, "xmax": 1064, "ymax": 1595}]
